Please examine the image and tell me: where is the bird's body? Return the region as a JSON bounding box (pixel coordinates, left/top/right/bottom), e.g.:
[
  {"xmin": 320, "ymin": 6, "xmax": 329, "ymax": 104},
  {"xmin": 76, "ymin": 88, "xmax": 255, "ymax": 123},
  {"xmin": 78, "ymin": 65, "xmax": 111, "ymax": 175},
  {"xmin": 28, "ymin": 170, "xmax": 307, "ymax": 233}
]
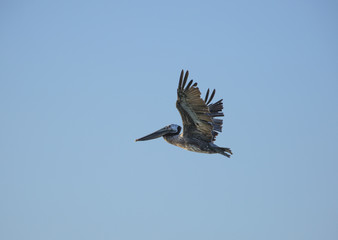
[
  {"xmin": 164, "ymin": 134, "xmax": 212, "ymax": 153},
  {"xmin": 163, "ymin": 134, "xmax": 230, "ymax": 156},
  {"xmin": 136, "ymin": 70, "xmax": 232, "ymax": 158}
]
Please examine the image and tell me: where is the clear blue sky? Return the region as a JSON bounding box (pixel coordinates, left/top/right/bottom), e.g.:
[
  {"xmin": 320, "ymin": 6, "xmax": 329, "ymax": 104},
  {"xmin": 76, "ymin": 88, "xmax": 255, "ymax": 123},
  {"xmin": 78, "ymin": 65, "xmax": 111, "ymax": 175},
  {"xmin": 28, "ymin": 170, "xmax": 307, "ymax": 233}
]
[{"xmin": 1, "ymin": 0, "xmax": 338, "ymax": 239}]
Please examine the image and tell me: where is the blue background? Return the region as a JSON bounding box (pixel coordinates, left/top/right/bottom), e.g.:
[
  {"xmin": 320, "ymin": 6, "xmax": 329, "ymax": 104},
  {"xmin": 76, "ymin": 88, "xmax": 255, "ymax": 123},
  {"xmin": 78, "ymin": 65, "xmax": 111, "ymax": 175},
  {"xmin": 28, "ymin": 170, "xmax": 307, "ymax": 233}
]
[{"xmin": 1, "ymin": 0, "xmax": 338, "ymax": 239}]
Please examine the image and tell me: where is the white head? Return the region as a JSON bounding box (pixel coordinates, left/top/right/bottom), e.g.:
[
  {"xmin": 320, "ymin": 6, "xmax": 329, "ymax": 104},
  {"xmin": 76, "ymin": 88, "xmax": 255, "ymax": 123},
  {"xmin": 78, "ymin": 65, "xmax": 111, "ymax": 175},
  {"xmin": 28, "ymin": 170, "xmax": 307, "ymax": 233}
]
[{"xmin": 169, "ymin": 124, "xmax": 180, "ymax": 133}]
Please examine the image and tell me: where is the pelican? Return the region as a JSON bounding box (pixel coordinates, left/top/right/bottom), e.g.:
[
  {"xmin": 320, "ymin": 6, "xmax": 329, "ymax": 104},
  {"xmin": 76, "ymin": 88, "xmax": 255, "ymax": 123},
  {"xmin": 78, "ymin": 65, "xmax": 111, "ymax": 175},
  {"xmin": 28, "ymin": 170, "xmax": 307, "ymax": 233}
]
[{"xmin": 135, "ymin": 70, "xmax": 232, "ymax": 157}]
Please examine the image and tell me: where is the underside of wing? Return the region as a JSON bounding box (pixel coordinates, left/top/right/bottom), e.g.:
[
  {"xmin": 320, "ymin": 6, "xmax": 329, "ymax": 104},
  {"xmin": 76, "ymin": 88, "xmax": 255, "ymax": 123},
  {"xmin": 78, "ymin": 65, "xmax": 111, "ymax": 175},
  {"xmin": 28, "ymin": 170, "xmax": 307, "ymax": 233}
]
[{"xmin": 176, "ymin": 70, "xmax": 224, "ymax": 142}]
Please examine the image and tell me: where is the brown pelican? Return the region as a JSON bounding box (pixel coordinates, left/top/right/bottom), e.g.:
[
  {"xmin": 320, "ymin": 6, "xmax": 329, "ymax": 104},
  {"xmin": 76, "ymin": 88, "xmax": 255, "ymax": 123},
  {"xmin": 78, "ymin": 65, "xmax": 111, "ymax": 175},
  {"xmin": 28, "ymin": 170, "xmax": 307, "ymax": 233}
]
[{"xmin": 135, "ymin": 70, "xmax": 232, "ymax": 157}]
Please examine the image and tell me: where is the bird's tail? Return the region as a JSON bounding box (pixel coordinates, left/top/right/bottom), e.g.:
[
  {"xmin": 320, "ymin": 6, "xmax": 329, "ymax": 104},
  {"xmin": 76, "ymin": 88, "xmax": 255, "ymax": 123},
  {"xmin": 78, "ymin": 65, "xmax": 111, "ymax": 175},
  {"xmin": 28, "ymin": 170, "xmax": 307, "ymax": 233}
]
[{"xmin": 215, "ymin": 147, "xmax": 233, "ymax": 158}]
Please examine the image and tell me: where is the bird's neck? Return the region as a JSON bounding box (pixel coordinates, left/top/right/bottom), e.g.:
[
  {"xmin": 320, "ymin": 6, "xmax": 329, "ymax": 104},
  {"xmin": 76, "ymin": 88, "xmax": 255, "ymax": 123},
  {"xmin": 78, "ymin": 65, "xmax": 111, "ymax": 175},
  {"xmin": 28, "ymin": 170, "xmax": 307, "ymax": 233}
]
[{"xmin": 163, "ymin": 134, "xmax": 183, "ymax": 146}]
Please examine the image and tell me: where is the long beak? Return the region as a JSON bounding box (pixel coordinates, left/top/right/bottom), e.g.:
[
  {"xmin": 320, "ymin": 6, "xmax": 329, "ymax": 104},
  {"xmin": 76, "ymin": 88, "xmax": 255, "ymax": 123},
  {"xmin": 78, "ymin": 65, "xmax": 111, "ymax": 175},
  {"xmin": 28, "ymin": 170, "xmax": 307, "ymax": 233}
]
[{"xmin": 135, "ymin": 127, "xmax": 172, "ymax": 142}]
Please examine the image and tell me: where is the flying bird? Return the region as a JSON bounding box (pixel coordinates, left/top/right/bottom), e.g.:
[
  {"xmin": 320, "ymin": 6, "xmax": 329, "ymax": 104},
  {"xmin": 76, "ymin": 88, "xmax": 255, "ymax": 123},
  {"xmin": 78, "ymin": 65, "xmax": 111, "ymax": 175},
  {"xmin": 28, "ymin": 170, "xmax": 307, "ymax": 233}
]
[{"xmin": 135, "ymin": 70, "xmax": 232, "ymax": 157}]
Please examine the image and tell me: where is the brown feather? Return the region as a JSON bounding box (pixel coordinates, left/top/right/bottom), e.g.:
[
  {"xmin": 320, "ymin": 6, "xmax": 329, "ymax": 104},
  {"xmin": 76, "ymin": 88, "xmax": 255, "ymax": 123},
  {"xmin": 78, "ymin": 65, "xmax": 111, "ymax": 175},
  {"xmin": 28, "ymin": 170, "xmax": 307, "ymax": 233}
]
[
  {"xmin": 185, "ymin": 80, "xmax": 194, "ymax": 91},
  {"xmin": 204, "ymin": 89, "xmax": 210, "ymax": 103},
  {"xmin": 176, "ymin": 70, "xmax": 225, "ymax": 142},
  {"xmin": 207, "ymin": 89, "xmax": 215, "ymax": 105},
  {"xmin": 182, "ymin": 71, "xmax": 189, "ymax": 89},
  {"xmin": 179, "ymin": 70, "xmax": 184, "ymax": 89},
  {"xmin": 176, "ymin": 70, "xmax": 215, "ymax": 142}
]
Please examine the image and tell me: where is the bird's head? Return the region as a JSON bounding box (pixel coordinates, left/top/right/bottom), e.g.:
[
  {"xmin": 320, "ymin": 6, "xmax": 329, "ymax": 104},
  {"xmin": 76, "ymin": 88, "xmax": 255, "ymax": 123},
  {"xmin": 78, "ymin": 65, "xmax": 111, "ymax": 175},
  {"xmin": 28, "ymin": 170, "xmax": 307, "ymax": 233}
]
[{"xmin": 135, "ymin": 124, "xmax": 181, "ymax": 142}]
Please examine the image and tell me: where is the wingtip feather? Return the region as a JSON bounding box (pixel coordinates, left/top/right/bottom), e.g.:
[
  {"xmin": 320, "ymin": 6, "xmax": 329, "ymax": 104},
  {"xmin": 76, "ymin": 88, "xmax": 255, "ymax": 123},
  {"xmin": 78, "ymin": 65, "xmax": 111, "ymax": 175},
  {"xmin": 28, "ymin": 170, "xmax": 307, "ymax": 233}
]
[
  {"xmin": 207, "ymin": 89, "xmax": 216, "ymax": 105},
  {"xmin": 179, "ymin": 70, "xmax": 184, "ymax": 89},
  {"xmin": 182, "ymin": 70, "xmax": 189, "ymax": 89},
  {"xmin": 204, "ymin": 89, "xmax": 210, "ymax": 103}
]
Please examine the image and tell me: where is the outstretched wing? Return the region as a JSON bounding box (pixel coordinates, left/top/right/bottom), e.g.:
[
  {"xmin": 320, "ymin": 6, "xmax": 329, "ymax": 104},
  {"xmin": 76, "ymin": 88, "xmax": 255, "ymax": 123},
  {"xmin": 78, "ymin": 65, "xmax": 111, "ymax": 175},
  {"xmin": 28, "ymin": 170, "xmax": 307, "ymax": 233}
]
[{"xmin": 176, "ymin": 70, "xmax": 224, "ymax": 142}]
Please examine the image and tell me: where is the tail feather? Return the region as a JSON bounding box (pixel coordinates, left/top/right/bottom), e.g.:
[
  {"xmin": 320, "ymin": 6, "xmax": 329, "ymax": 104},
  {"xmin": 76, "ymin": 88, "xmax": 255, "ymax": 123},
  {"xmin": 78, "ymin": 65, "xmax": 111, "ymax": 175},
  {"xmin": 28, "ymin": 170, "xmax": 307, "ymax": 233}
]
[{"xmin": 216, "ymin": 147, "xmax": 233, "ymax": 158}]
